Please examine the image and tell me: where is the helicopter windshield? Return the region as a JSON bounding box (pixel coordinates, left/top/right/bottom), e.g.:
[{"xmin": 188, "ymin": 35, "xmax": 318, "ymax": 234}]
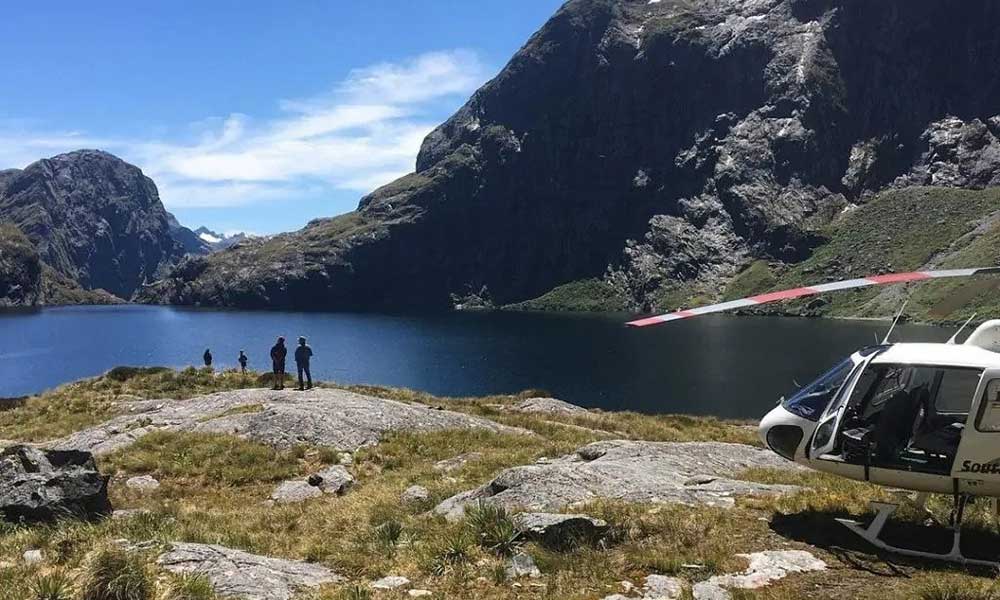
[{"xmin": 783, "ymin": 358, "xmax": 854, "ymax": 421}]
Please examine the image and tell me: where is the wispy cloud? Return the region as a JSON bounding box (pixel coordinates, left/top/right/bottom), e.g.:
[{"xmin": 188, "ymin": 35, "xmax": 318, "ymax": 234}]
[{"xmin": 0, "ymin": 50, "xmax": 488, "ymax": 210}]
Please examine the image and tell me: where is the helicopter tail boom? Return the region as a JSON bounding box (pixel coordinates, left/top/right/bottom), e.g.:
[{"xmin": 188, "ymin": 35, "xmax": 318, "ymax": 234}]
[{"xmin": 627, "ymin": 267, "xmax": 1000, "ymax": 327}]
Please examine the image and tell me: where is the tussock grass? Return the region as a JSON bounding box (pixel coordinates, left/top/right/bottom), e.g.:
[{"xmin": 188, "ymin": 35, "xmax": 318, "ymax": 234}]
[
  {"xmin": 78, "ymin": 543, "xmax": 155, "ymax": 600},
  {"xmin": 29, "ymin": 572, "xmax": 74, "ymax": 600},
  {"xmin": 161, "ymin": 573, "xmax": 218, "ymax": 600},
  {"xmin": 103, "ymin": 431, "xmax": 314, "ymax": 487}
]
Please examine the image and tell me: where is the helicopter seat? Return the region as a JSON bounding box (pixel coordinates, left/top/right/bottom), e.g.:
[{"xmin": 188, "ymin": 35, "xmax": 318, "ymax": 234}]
[
  {"xmin": 909, "ymin": 422, "xmax": 963, "ymax": 465},
  {"xmin": 841, "ymin": 426, "xmax": 874, "ymax": 463}
]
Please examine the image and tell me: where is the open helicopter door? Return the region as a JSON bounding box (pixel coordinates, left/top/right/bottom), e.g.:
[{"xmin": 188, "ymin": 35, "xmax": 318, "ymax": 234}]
[
  {"xmin": 808, "ymin": 360, "xmax": 867, "ymax": 459},
  {"xmin": 951, "ymin": 369, "xmax": 1000, "ymax": 488}
]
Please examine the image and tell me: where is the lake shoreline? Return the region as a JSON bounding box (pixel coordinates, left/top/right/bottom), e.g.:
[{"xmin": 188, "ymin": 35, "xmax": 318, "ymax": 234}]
[{"xmin": 2, "ymin": 305, "xmax": 950, "ymax": 415}]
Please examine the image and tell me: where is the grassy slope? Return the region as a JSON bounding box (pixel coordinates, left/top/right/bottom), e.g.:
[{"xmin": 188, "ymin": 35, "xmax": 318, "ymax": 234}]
[
  {"xmin": 504, "ymin": 279, "xmax": 628, "ymax": 312},
  {"xmin": 514, "ymin": 187, "xmax": 1000, "ymax": 321},
  {"xmin": 1, "ymin": 370, "xmax": 1000, "ymax": 599},
  {"xmin": 733, "ymin": 187, "xmax": 1000, "ymax": 321}
]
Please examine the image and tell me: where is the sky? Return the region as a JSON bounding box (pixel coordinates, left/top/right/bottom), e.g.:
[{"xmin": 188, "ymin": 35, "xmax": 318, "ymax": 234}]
[{"xmin": 0, "ymin": 1, "xmax": 564, "ymax": 235}]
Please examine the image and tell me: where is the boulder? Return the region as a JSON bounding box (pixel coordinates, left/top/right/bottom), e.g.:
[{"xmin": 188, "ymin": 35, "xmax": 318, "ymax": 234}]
[
  {"xmin": 22, "ymin": 549, "xmax": 43, "ymax": 565},
  {"xmin": 308, "ymin": 465, "xmax": 354, "ymax": 494},
  {"xmin": 271, "ymin": 465, "xmax": 354, "ymax": 504},
  {"xmin": 401, "ymin": 485, "xmax": 430, "ymax": 504},
  {"xmin": 513, "ymin": 398, "xmax": 588, "ymax": 415},
  {"xmin": 372, "ymin": 575, "xmax": 410, "ymax": 590},
  {"xmin": 270, "ymin": 481, "xmax": 322, "ymax": 504},
  {"xmin": 158, "ymin": 542, "xmax": 342, "ymax": 600},
  {"xmin": 692, "ymin": 550, "xmax": 826, "ymax": 600},
  {"xmin": 125, "ymin": 475, "xmax": 160, "ymax": 492},
  {"xmin": 0, "ymin": 445, "xmax": 111, "ymax": 522},
  {"xmin": 506, "ymin": 552, "xmax": 541, "ymax": 579},
  {"xmin": 54, "ymin": 388, "xmax": 528, "ymax": 456},
  {"xmin": 643, "ymin": 575, "xmax": 684, "ymax": 599},
  {"xmin": 512, "ymin": 512, "xmax": 608, "ymax": 549},
  {"xmin": 408, "ymin": 591, "xmax": 433, "ymax": 598},
  {"xmin": 433, "ymin": 452, "xmax": 483, "ymax": 473},
  {"xmin": 435, "ymin": 441, "xmax": 802, "ymax": 519}
]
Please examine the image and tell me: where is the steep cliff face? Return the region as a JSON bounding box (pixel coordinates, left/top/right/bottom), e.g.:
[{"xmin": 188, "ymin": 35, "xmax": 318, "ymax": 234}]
[
  {"xmin": 0, "ymin": 224, "xmax": 42, "ymax": 307},
  {"xmin": 141, "ymin": 0, "xmax": 1000, "ymax": 312},
  {"xmin": 0, "ymin": 150, "xmax": 185, "ymax": 299}
]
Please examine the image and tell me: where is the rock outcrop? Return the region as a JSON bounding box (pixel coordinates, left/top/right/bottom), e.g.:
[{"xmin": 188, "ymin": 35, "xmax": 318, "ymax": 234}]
[
  {"xmin": 691, "ymin": 550, "xmax": 826, "ymax": 599},
  {"xmin": 513, "ymin": 512, "xmax": 609, "ymax": 549},
  {"xmin": 0, "ymin": 150, "xmax": 185, "ymax": 299},
  {"xmin": 157, "ymin": 542, "xmax": 342, "ymax": 600},
  {"xmin": 0, "ymin": 445, "xmax": 111, "ymax": 522},
  {"xmin": 513, "ymin": 397, "xmax": 590, "ymax": 415},
  {"xmin": 140, "ymin": 0, "xmax": 1000, "ymax": 313},
  {"xmin": 52, "ymin": 388, "xmax": 528, "ymax": 456},
  {"xmin": 435, "ymin": 440, "xmax": 800, "ymax": 519},
  {"xmin": 0, "ymin": 223, "xmax": 42, "ymax": 307},
  {"xmin": 270, "ymin": 465, "xmax": 354, "ymax": 504}
]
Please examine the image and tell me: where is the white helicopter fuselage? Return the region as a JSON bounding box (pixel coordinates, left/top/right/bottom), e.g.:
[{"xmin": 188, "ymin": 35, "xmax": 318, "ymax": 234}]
[{"xmin": 758, "ymin": 321, "xmax": 1000, "ymax": 498}]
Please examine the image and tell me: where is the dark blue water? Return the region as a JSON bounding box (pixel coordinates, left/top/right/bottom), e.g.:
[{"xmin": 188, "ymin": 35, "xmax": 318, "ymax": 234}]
[{"xmin": 0, "ymin": 305, "xmax": 949, "ymax": 418}]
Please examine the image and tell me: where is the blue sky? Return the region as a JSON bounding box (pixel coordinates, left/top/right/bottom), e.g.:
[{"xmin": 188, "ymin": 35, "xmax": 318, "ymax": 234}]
[{"xmin": 0, "ymin": 1, "xmax": 564, "ymax": 235}]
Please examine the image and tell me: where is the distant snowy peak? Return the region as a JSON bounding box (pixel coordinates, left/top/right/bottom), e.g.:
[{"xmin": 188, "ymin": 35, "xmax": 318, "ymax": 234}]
[{"xmin": 193, "ymin": 226, "xmax": 252, "ymax": 251}]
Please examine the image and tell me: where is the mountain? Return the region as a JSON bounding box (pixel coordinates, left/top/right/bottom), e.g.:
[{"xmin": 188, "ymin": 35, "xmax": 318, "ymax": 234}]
[
  {"xmin": 0, "ymin": 150, "xmax": 185, "ymax": 302},
  {"xmin": 166, "ymin": 213, "xmax": 211, "ymax": 256},
  {"xmin": 141, "ymin": 0, "xmax": 1000, "ymax": 317},
  {"xmin": 193, "ymin": 227, "xmax": 251, "ymax": 251}
]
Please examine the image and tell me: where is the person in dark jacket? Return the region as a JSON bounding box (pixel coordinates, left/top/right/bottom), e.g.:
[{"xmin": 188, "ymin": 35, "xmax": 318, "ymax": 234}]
[
  {"xmin": 295, "ymin": 336, "xmax": 313, "ymax": 391},
  {"xmin": 238, "ymin": 350, "xmax": 248, "ymax": 374},
  {"xmin": 270, "ymin": 337, "xmax": 287, "ymax": 390},
  {"xmin": 203, "ymin": 349, "xmax": 213, "ymax": 367}
]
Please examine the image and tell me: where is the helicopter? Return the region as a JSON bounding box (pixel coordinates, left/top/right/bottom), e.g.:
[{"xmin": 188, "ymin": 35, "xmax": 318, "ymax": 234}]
[{"xmin": 627, "ymin": 266, "xmax": 1000, "ymax": 567}]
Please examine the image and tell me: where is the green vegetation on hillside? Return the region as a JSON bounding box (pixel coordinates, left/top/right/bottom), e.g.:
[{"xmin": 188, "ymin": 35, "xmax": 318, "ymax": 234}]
[
  {"xmin": 758, "ymin": 187, "xmax": 1000, "ymax": 321},
  {"xmin": 520, "ymin": 187, "xmax": 1000, "ymax": 323},
  {"xmin": 505, "ymin": 279, "xmax": 628, "ymax": 312}
]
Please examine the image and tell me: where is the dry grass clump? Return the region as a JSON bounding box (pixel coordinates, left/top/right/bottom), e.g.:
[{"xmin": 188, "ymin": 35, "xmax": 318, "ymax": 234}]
[{"xmin": 78, "ymin": 543, "xmax": 155, "ymax": 600}]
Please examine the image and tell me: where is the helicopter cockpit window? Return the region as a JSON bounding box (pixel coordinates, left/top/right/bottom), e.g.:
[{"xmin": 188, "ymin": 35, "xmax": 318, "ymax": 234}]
[
  {"xmin": 783, "ymin": 358, "xmax": 853, "ymax": 421},
  {"xmin": 936, "ymin": 369, "xmax": 982, "ymax": 414},
  {"xmin": 975, "ymin": 380, "xmax": 1000, "ymax": 432}
]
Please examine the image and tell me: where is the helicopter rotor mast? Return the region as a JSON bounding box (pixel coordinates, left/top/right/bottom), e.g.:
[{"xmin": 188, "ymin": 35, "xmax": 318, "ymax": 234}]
[{"xmin": 626, "ymin": 267, "xmax": 1000, "ymax": 328}]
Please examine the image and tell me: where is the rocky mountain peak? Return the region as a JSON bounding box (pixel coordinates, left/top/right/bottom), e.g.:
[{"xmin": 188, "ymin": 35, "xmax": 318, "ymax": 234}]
[{"xmin": 0, "ymin": 149, "xmax": 184, "ymax": 299}]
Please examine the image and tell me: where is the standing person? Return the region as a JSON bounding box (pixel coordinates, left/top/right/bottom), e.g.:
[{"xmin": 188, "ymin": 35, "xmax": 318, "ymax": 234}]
[
  {"xmin": 238, "ymin": 350, "xmax": 248, "ymax": 374},
  {"xmin": 270, "ymin": 337, "xmax": 287, "ymax": 390},
  {"xmin": 203, "ymin": 348, "xmax": 213, "ymax": 367},
  {"xmin": 295, "ymin": 336, "xmax": 313, "ymax": 391}
]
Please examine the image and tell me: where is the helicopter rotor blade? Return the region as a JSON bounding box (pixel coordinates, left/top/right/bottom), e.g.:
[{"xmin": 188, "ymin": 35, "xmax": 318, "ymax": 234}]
[{"xmin": 626, "ymin": 267, "xmax": 1000, "ymax": 327}]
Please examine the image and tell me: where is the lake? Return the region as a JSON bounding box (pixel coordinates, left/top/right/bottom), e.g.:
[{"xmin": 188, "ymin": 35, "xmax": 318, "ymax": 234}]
[{"xmin": 0, "ymin": 305, "xmax": 950, "ymax": 419}]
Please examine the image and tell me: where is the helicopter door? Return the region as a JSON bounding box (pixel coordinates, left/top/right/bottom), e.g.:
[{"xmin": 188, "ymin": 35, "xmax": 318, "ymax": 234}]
[
  {"xmin": 809, "ymin": 362, "xmax": 864, "ymax": 458},
  {"xmin": 951, "ymin": 370, "xmax": 1000, "ymax": 481}
]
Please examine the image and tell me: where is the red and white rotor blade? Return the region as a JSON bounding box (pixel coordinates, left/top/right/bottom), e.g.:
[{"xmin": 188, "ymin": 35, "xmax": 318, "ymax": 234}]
[{"xmin": 626, "ymin": 267, "xmax": 1000, "ymax": 327}]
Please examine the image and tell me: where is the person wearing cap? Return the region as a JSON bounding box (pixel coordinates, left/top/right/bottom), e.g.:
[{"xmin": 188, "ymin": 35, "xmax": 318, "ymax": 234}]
[
  {"xmin": 270, "ymin": 337, "xmax": 287, "ymax": 390},
  {"xmin": 294, "ymin": 336, "xmax": 313, "ymax": 391}
]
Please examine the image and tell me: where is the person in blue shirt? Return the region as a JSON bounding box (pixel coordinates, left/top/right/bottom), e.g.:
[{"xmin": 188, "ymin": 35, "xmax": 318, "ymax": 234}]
[
  {"xmin": 295, "ymin": 336, "xmax": 313, "ymax": 391},
  {"xmin": 270, "ymin": 337, "xmax": 287, "ymax": 390}
]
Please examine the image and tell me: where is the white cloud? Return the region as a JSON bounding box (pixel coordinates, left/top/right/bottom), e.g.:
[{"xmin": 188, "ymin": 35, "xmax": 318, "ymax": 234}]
[{"xmin": 0, "ymin": 49, "xmax": 489, "ymax": 211}]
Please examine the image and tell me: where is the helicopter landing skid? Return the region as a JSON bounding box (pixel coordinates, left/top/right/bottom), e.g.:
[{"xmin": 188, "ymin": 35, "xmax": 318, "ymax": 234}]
[{"xmin": 836, "ymin": 500, "xmax": 1000, "ymax": 569}]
